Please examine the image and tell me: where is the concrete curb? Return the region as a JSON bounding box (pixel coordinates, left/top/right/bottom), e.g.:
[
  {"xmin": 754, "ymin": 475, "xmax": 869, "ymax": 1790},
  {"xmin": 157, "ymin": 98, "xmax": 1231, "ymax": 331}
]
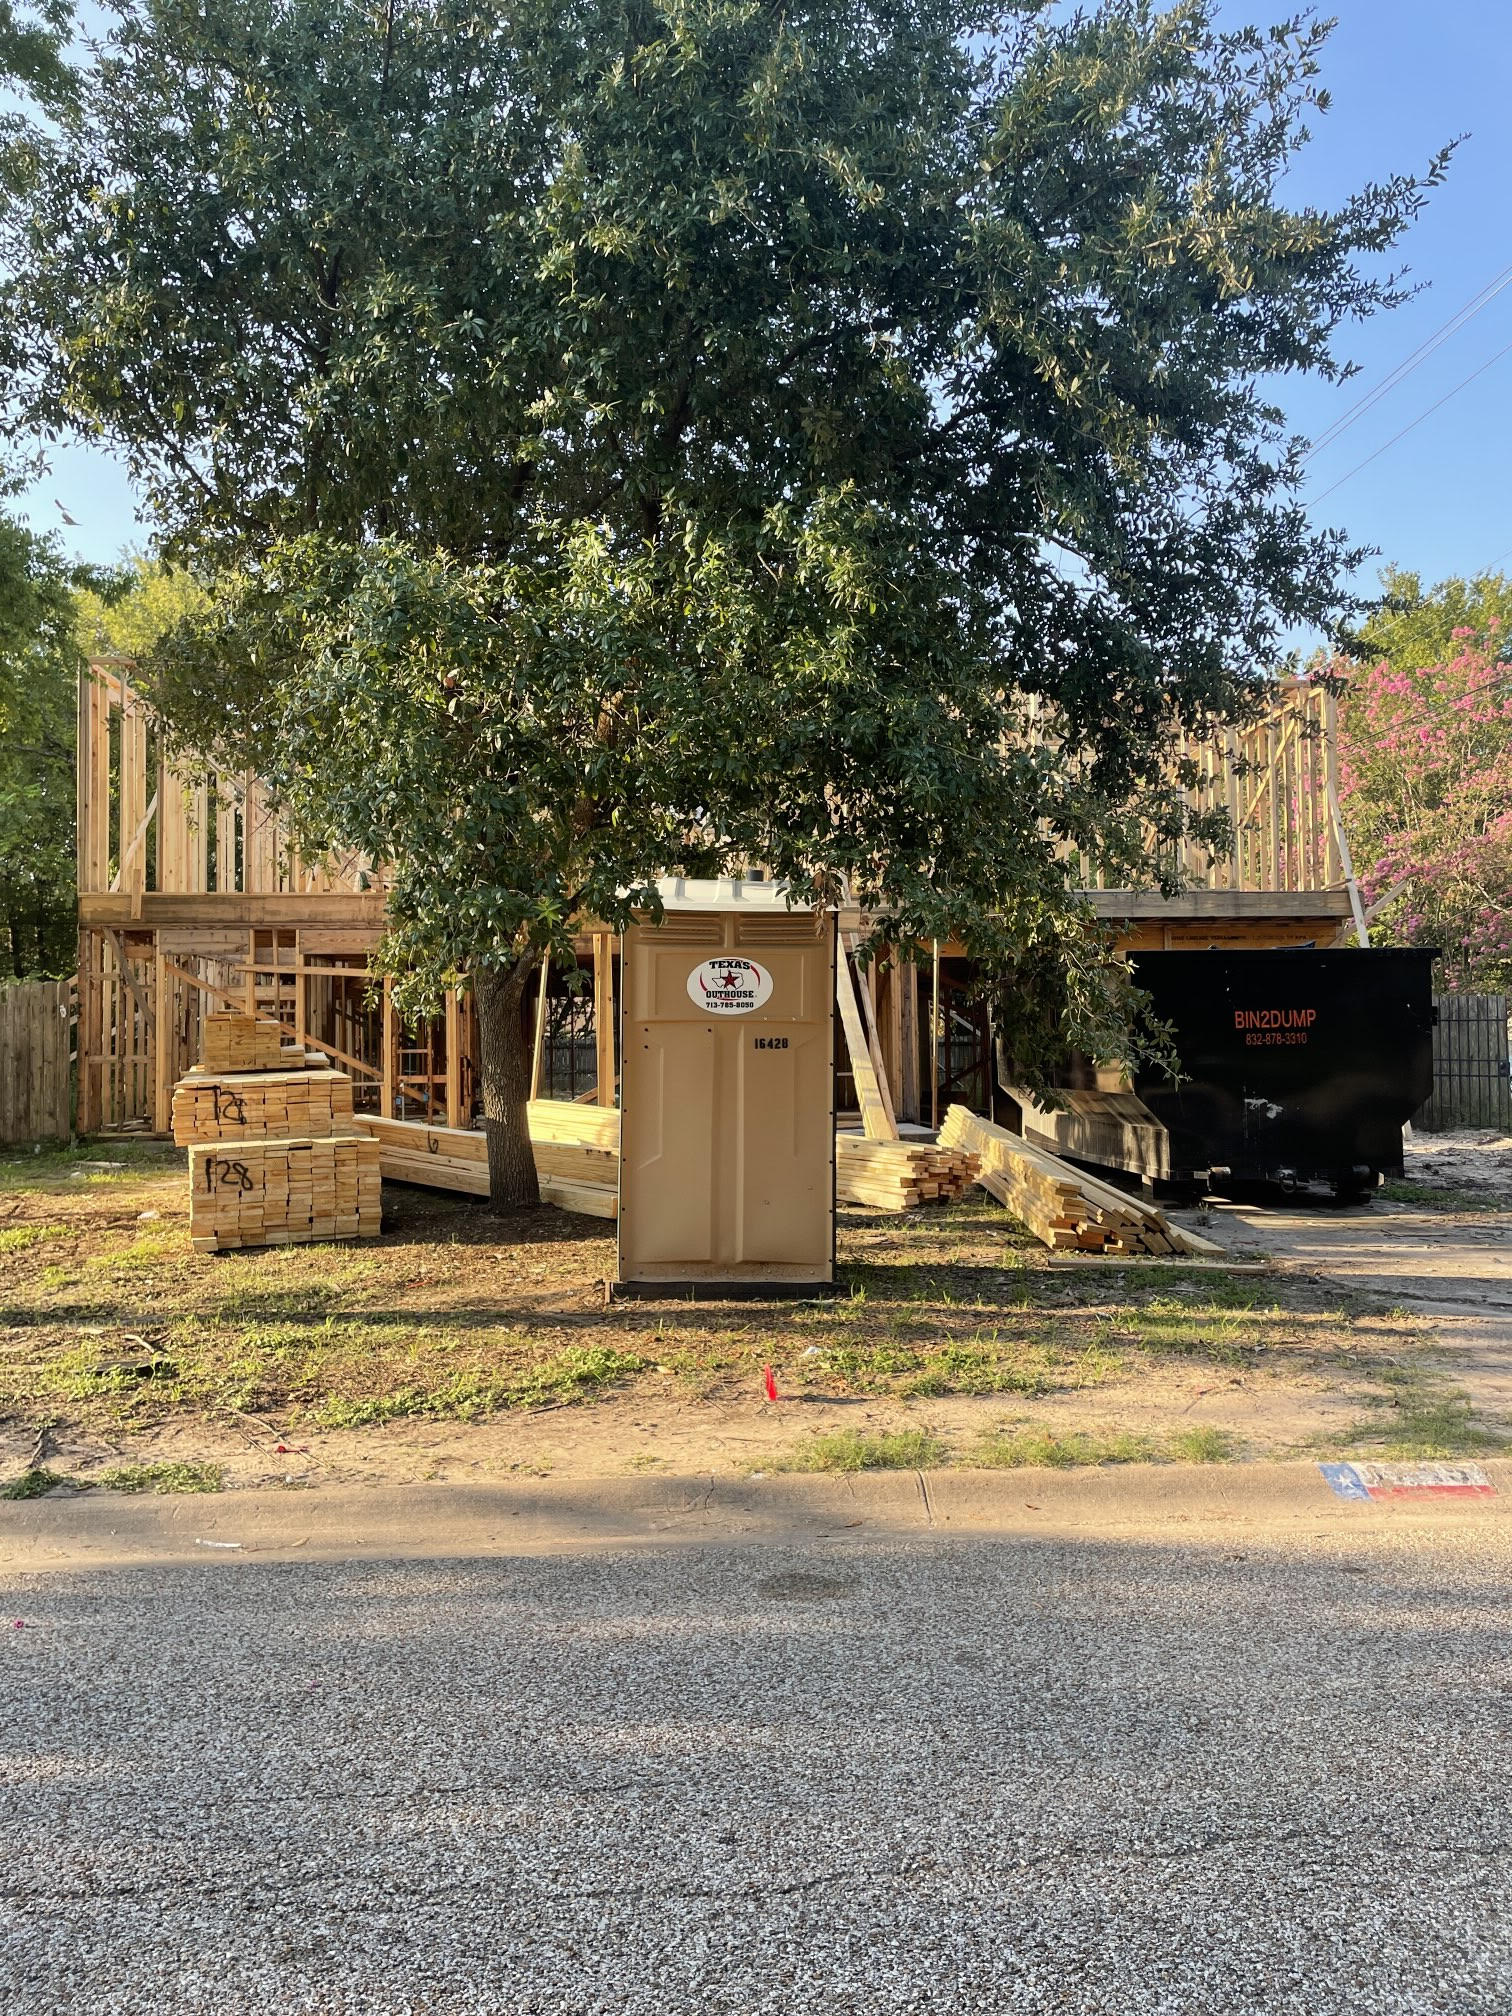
[{"xmin": 2, "ymin": 1459, "xmax": 1508, "ymax": 1572}]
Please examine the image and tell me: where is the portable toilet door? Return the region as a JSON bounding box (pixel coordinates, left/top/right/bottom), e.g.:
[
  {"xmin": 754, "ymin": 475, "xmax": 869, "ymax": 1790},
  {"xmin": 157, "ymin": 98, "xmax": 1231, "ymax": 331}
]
[{"xmin": 617, "ymin": 879, "xmax": 835, "ymax": 1293}]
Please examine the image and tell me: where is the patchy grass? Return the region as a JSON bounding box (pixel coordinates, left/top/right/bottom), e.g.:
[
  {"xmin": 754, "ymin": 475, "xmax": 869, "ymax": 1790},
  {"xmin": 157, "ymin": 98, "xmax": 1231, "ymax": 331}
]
[
  {"xmin": 1170, "ymin": 1425, "xmax": 1238, "ymax": 1464},
  {"xmin": 1379, "ymin": 1179, "xmax": 1504, "ymax": 1214},
  {"xmin": 0, "ymin": 1140, "xmax": 1433, "ymax": 1468},
  {"xmin": 0, "ymin": 1140, "xmax": 178, "ymax": 1193},
  {"xmin": 0, "ymin": 1466, "xmax": 76, "ymax": 1499},
  {"xmin": 309, "ymin": 1344, "xmax": 647, "ymax": 1428},
  {"xmin": 971, "ymin": 1425, "xmax": 1158, "ymax": 1469},
  {"xmin": 0, "ymin": 1223, "xmax": 69, "ymax": 1253},
  {"xmin": 1342, "ymin": 1365, "xmax": 1507, "ymax": 1460},
  {"xmin": 777, "ymin": 1428, "xmax": 944, "ymax": 1473},
  {"xmin": 95, "ymin": 1460, "xmax": 224, "ymax": 1494}
]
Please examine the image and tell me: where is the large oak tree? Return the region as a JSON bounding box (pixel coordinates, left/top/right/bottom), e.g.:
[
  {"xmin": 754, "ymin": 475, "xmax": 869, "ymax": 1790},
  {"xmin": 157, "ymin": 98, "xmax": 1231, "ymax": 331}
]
[{"xmin": 6, "ymin": 0, "xmax": 1441, "ymax": 1201}]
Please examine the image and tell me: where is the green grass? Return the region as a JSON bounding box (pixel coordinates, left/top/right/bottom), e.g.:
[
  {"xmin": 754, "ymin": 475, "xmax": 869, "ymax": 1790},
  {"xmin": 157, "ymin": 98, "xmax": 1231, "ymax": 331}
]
[
  {"xmin": 777, "ymin": 1428, "xmax": 944, "ymax": 1473},
  {"xmin": 1169, "ymin": 1424, "xmax": 1237, "ymax": 1463},
  {"xmin": 0, "ymin": 1141, "xmax": 177, "ymax": 1193},
  {"xmin": 1, "ymin": 1459, "xmax": 225, "ymax": 1498},
  {"xmin": 971, "ymin": 1425, "xmax": 1158, "ymax": 1469},
  {"xmin": 1344, "ymin": 1387, "xmax": 1507, "ymax": 1460},
  {"xmin": 84, "ymin": 1232, "xmax": 181, "ymax": 1272},
  {"xmin": 0, "ymin": 1223, "xmax": 69, "ymax": 1253},
  {"xmin": 309, "ymin": 1343, "xmax": 647, "ymax": 1428},
  {"xmin": 0, "ymin": 1466, "xmax": 75, "ymax": 1499},
  {"xmin": 1111, "ymin": 1294, "xmax": 1264, "ymax": 1366},
  {"xmin": 1379, "ymin": 1179, "xmax": 1504, "ymax": 1214},
  {"xmin": 95, "ymin": 1460, "xmax": 224, "ymax": 1494}
]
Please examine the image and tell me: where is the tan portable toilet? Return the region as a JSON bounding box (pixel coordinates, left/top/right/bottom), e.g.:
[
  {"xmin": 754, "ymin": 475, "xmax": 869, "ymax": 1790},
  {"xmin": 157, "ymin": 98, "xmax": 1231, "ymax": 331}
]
[{"xmin": 617, "ymin": 878, "xmax": 835, "ymax": 1294}]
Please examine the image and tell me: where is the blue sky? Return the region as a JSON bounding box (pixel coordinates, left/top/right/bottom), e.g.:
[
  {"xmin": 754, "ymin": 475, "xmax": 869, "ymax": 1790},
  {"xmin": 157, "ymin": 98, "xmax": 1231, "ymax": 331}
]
[{"xmin": 14, "ymin": 0, "xmax": 1512, "ymax": 634}]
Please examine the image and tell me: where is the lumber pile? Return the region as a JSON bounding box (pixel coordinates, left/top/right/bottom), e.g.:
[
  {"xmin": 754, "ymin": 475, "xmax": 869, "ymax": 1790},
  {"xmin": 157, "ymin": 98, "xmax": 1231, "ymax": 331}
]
[
  {"xmin": 188, "ymin": 1136, "xmax": 381, "ymax": 1251},
  {"xmin": 835, "ymin": 1133, "xmax": 979, "ymax": 1211},
  {"xmin": 171, "ymin": 1067, "xmax": 355, "ymax": 1146},
  {"xmin": 177, "ymin": 1015, "xmax": 375, "ymax": 1251},
  {"xmin": 939, "ymin": 1105, "xmax": 1218, "ymax": 1257},
  {"xmin": 350, "ymin": 1105, "xmax": 619, "ymax": 1220},
  {"xmin": 198, "ymin": 1013, "xmax": 291, "ymax": 1074}
]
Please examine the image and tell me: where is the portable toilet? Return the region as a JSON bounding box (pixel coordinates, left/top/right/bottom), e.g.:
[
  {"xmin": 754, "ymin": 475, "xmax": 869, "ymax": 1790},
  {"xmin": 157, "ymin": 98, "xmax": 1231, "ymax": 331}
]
[{"xmin": 616, "ymin": 878, "xmax": 835, "ymax": 1294}]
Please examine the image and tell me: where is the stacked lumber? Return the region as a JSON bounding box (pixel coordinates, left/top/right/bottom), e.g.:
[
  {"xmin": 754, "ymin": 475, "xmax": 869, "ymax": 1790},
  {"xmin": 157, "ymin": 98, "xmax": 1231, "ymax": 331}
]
[
  {"xmin": 835, "ymin": 1133, "xmax": 979, "ymax": 1211},
  {"xmin": 188, "ymin": 1136, "xmax": 381, "ymax": 1251},
  {"xmin": 939, "ymin": 1105, "xmax": 1218, "ymax": 1257},
  {"xmin": 171, "ymin": 1067, "xmax": 355, "ymax": 1146},
  {"xmin": 198, "ymin": 1013, "xmax": 289, "ymax": 1074},
  {"xmin": 350, "ymin": 1107, "xmax": 619, "ymax": 1220}
]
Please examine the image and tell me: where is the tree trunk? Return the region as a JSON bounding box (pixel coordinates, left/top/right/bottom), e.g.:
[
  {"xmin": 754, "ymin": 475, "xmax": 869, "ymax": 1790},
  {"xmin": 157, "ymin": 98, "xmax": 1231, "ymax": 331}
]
[{"xmin": 474, "ymin": 955, "xmax": 540, "ymax": 1210}]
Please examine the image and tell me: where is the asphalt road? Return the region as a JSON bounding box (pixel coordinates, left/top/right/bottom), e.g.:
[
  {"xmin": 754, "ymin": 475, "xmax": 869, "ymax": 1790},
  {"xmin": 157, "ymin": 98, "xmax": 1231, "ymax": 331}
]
[{"xmin": 3, "ymin": 1512, "xmax": 1510, "ymax": 2015}]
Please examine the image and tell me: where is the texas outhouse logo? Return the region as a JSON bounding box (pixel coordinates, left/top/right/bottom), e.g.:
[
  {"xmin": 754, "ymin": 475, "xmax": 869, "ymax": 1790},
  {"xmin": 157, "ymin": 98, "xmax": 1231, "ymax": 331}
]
[{"xmin": 686, "ymin": 956, "xmax": 774, "ymax": 1015}]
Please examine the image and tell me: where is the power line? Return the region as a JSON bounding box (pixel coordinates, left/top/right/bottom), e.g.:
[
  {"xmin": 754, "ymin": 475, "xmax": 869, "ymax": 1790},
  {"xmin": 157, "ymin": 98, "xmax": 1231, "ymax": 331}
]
[
  {"xmin": 1308, "ymin": 334, "xmax": 1512, "ymax": 508},
  {"xmin": 1304, "ymin": 259, "xmax": 1512, "ymax": 465}
]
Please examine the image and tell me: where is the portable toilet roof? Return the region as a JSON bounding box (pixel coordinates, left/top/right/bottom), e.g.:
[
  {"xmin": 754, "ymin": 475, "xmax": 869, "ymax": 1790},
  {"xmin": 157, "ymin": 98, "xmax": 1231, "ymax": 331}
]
[{"xmin": 636, "ymin": 875, "xmax": 818, "ymax": 914}]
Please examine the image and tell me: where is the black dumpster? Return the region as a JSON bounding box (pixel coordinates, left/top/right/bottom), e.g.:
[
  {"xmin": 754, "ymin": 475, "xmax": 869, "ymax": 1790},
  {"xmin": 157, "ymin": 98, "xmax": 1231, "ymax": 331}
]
[{"xmin": 1130, "ymin": 948, "xmax": 1437, "ymax": 1201}]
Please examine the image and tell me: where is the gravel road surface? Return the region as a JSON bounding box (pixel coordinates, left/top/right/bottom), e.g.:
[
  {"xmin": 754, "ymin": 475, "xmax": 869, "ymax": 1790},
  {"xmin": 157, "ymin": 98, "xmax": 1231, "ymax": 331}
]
[{"xmin": 3, "ymin": 1517, "xmax": 1510, "ymax": 2014}]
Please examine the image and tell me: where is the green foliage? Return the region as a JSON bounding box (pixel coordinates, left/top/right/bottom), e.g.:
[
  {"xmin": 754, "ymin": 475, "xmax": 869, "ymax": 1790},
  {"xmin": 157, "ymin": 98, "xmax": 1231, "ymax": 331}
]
[
  {"xmin": 74, "ymin": 552, "xmax": 209, "ymax": 663},
  {"xmin": 0, "ymin": 513, "xmax": 81, "ymax": 976},
  {"xmin": 95, "ymin": 1460, "xmax": 224, "ymax": 1493},
  {"xmin": 4, "ymin": 0, "xmax": 1449, "ymax": 1105},
  {"xmin": 1347, "ymin": 567, "xmax": 1512, "ymax": 674},
  {"xmin": 0, "ymin": 1463, "xmax": 71, "ymax": 1497}
]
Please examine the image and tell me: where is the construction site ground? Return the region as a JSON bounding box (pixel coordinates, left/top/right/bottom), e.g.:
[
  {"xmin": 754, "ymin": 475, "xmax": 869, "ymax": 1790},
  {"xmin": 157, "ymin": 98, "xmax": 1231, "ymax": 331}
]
[{"xmin": 0, "ymin": 1129, "xmax": 1507, "ymax": 1498}]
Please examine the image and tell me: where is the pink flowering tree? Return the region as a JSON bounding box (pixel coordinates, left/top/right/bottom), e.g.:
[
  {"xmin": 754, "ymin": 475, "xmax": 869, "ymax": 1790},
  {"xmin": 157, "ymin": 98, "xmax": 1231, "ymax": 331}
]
[{"xmin": 1336, "ymin": 614, "xmax": 1512, "ymax": 990}]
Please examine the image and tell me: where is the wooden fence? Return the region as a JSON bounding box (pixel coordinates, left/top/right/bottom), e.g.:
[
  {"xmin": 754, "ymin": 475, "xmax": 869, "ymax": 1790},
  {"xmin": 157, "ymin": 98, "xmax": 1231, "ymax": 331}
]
[
  {"xmin": 0, "ymin": 978, "xmax": 73, "ymax": 1144},
  {"xmin": 1416, "ymin": 994, "xmax": 1512, "ymax": 1132}
]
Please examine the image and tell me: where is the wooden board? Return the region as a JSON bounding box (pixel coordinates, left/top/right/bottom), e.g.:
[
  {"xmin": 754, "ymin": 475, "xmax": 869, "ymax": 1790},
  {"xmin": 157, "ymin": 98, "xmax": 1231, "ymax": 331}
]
[
  {"xmin": 835, "ymin": 945, "xmax": 897, "ymax": 1142},
  {"xmin": 351, "ymin": 1110, "xmax": 620, "ymax": 1220},
  {"xmin": 835, "ymin": 1133, "xmax": 978, "ymax": 1212},
  {"xmin": 199, "ymin": 1012, "xmax": 286, "ymax": 1073}
]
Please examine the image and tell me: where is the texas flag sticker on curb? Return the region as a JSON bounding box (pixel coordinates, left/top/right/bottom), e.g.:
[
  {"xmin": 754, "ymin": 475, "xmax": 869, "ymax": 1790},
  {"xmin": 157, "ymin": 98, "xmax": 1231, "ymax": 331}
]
[{"xmin": 1320, "ymin": 1461, "xmax": 1496, "ymax": 1502}]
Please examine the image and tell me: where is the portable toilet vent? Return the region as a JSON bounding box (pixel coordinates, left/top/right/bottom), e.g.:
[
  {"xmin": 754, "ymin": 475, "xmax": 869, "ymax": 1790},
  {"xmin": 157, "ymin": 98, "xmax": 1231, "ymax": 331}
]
[{"xmin": 616, "ymin": 878, "xmax": 836, "ymax": 1295}]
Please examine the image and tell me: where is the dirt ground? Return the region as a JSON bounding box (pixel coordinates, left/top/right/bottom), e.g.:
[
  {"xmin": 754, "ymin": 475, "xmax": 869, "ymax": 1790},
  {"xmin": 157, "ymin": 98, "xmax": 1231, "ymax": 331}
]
[
  {"xmin": 3, "ymin": 1133, "xmax": 1500, "ymax": 1495},
  {"xmin": 1399, "ymin": 1125, "xmax": 1512, "ymax": 1207}
]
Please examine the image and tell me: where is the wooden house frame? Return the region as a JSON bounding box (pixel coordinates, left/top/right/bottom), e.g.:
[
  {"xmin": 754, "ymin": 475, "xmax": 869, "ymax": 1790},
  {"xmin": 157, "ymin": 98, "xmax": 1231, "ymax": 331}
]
[{"xmin": 76, "ymin": 662, "xmax": 1362, "ymax": 1134}]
